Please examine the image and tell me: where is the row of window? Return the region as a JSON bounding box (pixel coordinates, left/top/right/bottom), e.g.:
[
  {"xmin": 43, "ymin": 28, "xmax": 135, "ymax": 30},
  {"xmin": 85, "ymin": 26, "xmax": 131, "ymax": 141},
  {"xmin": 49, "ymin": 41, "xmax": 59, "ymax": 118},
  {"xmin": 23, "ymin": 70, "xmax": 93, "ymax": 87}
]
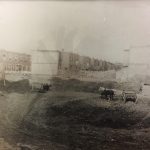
[{"xmin": 5, "ymin": 65, "xmax": 30, "ymax": 72}]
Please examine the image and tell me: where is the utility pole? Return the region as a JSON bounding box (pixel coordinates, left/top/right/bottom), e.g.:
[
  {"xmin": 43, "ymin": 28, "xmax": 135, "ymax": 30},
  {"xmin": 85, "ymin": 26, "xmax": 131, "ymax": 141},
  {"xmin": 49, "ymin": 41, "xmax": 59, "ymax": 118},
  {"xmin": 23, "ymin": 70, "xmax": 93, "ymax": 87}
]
[
  {"xmin": 2, "ymin": 53, "xmax": 6, "ymax": 86},
  {"xmin": 124, "ymin": 49, "xmax": 130, "ymax": 67}
]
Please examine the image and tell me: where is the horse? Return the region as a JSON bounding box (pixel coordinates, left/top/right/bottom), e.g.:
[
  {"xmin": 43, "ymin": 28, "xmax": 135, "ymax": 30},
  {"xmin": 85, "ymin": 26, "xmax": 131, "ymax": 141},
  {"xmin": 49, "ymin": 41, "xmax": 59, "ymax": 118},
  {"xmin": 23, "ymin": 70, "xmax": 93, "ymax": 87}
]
[{"xmin": 101, "ymin": 89, "xmax": 114, "ymax": 100}]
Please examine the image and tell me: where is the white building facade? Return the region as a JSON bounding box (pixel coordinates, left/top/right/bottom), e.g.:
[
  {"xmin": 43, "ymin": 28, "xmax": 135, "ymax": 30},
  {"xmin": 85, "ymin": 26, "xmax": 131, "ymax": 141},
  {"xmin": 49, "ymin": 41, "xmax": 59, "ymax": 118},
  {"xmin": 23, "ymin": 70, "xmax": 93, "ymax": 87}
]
[{"xmin": 30, "ymin": 50, "xmax": 60, "ymax": 87}]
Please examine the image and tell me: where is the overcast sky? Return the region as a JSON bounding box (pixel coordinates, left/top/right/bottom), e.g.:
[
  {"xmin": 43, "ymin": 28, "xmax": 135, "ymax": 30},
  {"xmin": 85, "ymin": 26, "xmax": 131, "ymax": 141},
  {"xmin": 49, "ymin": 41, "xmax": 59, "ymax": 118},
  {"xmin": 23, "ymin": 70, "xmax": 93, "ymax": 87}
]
[{"xmin": 0, "ymin": 1, "xmax": 150, "ymax": 63}]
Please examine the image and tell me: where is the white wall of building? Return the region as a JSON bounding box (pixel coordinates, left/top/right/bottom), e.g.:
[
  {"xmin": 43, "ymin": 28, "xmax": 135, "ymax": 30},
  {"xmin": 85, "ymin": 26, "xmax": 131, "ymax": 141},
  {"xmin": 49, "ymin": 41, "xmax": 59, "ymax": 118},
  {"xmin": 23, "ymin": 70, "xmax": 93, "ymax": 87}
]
[
  {"xmin": 31, "ymin": 50, "xmax": 59, "ymax": 85},
  {"xmin": 117, "ymin": 47, "xmax": 150, "ymax": 82}
]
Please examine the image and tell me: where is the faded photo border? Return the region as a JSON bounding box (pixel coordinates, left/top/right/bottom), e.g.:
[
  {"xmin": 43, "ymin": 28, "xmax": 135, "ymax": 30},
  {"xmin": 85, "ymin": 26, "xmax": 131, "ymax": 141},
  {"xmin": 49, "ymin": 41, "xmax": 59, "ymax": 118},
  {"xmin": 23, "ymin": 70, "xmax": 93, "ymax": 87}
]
[{"xmin": 0, "ymin": 1, "xmax": 149, "ymax": 150}]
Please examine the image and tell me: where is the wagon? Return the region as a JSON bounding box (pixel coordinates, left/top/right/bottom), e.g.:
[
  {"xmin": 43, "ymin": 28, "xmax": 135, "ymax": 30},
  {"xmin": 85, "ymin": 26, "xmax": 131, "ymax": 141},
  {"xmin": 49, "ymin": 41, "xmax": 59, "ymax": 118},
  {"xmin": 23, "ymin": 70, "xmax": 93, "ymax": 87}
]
[{"xmin": 122, "ymin": 91, "xmax": 137, "ymax": 103}]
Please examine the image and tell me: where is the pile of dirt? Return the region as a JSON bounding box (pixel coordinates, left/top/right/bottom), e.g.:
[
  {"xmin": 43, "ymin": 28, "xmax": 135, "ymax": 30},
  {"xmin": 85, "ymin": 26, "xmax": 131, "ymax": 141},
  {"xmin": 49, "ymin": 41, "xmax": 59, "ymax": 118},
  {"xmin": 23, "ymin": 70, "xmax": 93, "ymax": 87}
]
[
  {"xmin": 0, "ymin": 79, "xmax": 30, "ymax": 93},
  {"xmin": 19, "ymin": 97, "xmax": 145, "ymax": 150},
  {"xmin": 45, "ymin": 100, "xmax": 143, "ymax": 128}
]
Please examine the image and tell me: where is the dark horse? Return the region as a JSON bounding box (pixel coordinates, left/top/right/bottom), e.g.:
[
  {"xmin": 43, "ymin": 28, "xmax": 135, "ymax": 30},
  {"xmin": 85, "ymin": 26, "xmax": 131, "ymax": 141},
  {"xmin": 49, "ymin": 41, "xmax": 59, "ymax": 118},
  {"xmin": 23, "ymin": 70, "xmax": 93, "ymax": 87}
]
[{"xmin": 101, "ymin": 89, "xmax": 114, "ymax": 100}]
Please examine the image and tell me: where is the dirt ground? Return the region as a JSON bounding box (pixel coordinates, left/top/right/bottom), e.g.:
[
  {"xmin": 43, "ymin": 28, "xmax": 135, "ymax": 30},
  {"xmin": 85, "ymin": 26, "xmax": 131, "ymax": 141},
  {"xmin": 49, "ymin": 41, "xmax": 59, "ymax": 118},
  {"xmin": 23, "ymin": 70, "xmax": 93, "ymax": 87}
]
[{"xmin": 0, "ymin": 79, "xmax": 149, "ymax": 149}]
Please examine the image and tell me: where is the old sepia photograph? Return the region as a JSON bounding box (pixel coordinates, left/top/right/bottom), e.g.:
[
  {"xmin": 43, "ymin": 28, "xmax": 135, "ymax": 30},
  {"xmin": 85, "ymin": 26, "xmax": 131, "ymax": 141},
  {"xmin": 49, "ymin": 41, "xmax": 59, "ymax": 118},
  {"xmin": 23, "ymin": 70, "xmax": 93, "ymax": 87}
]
[{"xmin": 0, "ymin": 0, "xmax": 150, "ymax": 149}]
